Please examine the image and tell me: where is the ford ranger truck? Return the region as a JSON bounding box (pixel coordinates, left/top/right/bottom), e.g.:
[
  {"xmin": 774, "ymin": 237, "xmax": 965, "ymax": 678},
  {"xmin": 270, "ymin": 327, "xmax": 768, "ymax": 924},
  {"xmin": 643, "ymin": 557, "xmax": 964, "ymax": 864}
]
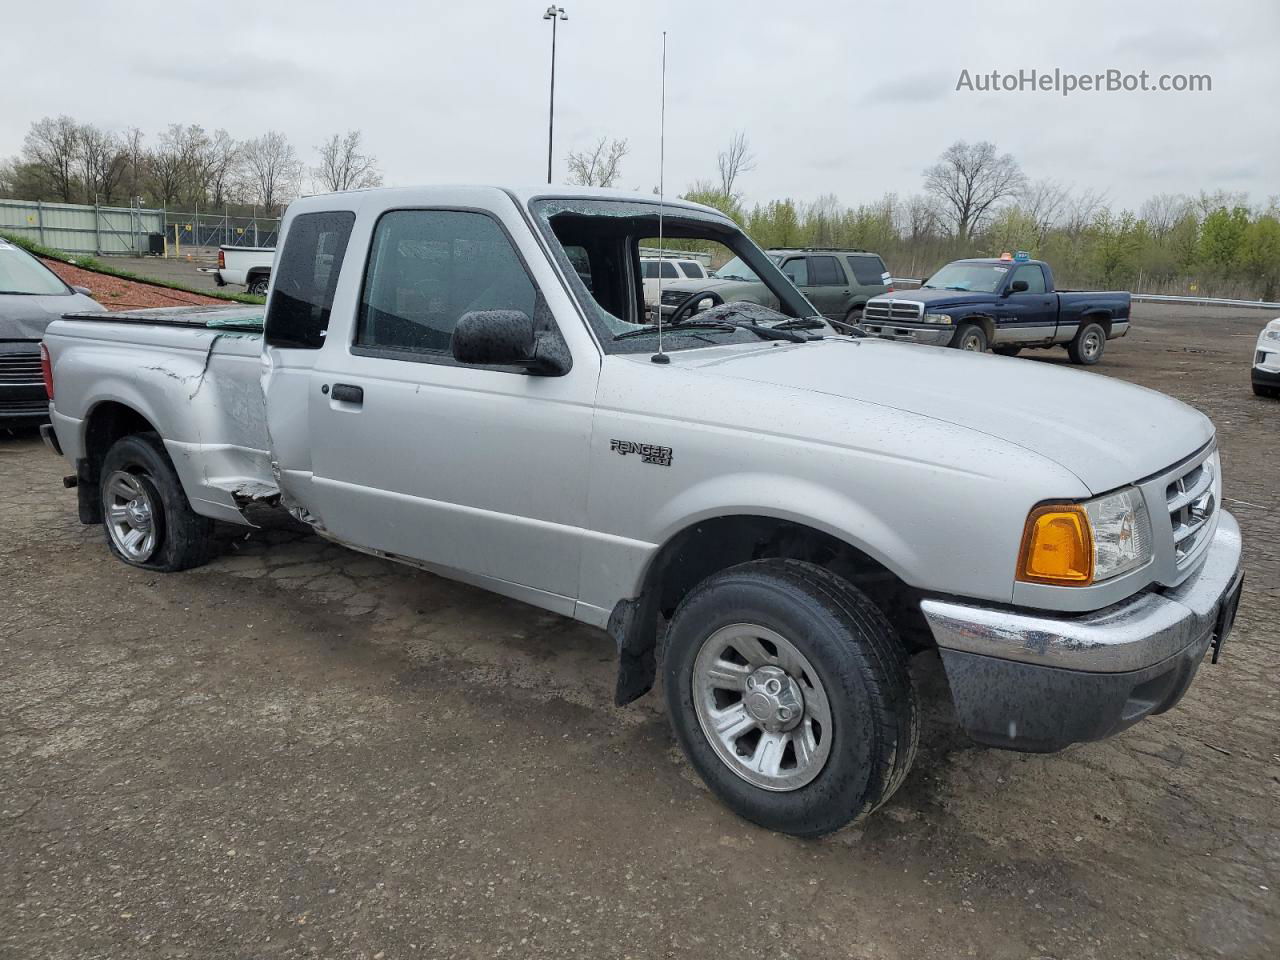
[
  {"xmin": 861, "ymin": 254, "xmax": 1130, "ymax": 364},
  {"xmin": 41, "ymin": 186, "xmax": 1243, "ymax": 838}
]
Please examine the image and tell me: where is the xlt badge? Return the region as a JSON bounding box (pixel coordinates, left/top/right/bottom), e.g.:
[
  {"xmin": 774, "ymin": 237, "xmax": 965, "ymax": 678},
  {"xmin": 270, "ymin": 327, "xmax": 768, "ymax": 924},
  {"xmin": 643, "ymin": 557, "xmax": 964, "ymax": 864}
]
[{"xmin": 610, "ymin": 439, "xmax": 673, "ymax": 467}]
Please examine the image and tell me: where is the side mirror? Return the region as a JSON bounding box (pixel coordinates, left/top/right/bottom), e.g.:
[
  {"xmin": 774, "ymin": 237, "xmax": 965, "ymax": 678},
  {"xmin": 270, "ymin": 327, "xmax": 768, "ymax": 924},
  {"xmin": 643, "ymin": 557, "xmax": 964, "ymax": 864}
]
[
  {"xmin": 1008, "ymin": 280, "xmax": 1029, "ymax": 294},
  {"xmin": 72, "ymin": 285, "xmax": 93, "ymax": 296},
  {"xmin": 451, "ymin": 310, "xmax": 569, "ymax": 376}
]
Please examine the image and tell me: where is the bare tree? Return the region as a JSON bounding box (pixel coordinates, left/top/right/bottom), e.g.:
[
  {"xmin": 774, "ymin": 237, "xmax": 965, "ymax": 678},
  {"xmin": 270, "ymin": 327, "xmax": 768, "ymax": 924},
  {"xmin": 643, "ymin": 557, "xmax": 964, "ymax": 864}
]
[
  {"xmin": 899, "ymin": 194, "xmax": 942, "ymax": 243},
  {"xmin": 241, "ymin": 131, "xmax": 302, "ymax": 213},
  {"xmin": 1139, "ymin": 192, "xmax": 1190, "ymax": 238},
  {"xmin": 22, "ymin": 116, "xmax": 81, "ymax": 202},
  {"xmin": 1020, "ymin": 178, "xmax": 1071, "ymax": 244},
  {"xmin": 201, "ymin": 129, "xmax": 241, "ymax": 207},
  {"xmin": 717, "ymin": 130, "xmax": 756, "ymax": 199},
  {"xmin": 1062, "ymin": 187, "xmax": 1109, "ymax": 237},
  {"xmin": 923, "ymin": 140, "xmax": 1025, "ymax": 241},
  {"xmin": 74, "ymin": 124, "xmax": 121, "ymax": 204},
  {"xmin": 147, "ymin": 125, "xmax": 190, "ymax": 207},
  {"xmin": 314, "ymin": 130, "xmax": 383, "ymax": 193},
  {"xmin": 120, "ymin": 127, "xmax": 147, "ymax": 203},
  {"xmin": 565, "ymin": 137, "xmax": 628, "ymax": 187}
]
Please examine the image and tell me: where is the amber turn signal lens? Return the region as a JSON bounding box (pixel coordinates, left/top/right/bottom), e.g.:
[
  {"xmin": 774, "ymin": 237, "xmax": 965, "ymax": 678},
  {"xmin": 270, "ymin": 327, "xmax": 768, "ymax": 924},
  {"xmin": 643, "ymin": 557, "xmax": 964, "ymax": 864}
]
[{"xmin": 1018, "ymin": 504, "xmax": 1094, "ymax": 586}]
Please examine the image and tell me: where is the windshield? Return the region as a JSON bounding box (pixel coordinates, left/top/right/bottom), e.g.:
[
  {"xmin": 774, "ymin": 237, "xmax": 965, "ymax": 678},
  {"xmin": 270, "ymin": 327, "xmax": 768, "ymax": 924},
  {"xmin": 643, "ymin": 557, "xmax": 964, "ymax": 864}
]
[
  {"xmin": 0, "ymin": 241, "xmax": 70, "ymax": 295},
  {"xmin": 711, "ymin": 256, "xmax": 760, "ymax": 282},
  {"xmin": 529, "ymin": 197, "xmax": 822, "ymax": 355},
  {"xmin": 921, "ymin": 262, "xmax": 1010, "ymax": 293}
]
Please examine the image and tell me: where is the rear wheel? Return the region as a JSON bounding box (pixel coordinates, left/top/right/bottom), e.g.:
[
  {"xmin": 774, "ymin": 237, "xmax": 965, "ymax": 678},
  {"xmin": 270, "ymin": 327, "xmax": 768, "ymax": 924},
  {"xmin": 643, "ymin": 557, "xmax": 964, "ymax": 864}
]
[
  {"xmin": 100, "ymin": 433, "xmax": 214, "ymax": 571},
  {"xmin": 953, "ymin": 323, "xmax": 988, "ymax": 352},
  {"xmin": 663, "ymin": 559, "xmax": 919, "ymax": 837},
  {"xmin": 1069, "ymin": 321, "xmax": 1106, "ymax": 365},
  {"xmin": 248, "ymin": 276, "xmax": 269, "ymax": 296}
]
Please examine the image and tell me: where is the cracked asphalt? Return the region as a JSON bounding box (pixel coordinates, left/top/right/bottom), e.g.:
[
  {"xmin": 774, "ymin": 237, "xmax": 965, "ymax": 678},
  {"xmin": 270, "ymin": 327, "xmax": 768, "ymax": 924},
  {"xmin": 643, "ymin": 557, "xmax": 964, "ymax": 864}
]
[{"xmin": 1, "ymin": 304, "xmax": 1277, "ymax": 959}]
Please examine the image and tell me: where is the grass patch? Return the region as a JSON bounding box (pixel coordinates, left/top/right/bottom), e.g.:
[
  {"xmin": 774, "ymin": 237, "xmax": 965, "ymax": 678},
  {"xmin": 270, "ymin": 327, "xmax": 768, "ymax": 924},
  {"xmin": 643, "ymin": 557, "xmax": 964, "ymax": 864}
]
[{"xmin": 1, "ymin": 232, "xmax": 267, "ymax": 305}]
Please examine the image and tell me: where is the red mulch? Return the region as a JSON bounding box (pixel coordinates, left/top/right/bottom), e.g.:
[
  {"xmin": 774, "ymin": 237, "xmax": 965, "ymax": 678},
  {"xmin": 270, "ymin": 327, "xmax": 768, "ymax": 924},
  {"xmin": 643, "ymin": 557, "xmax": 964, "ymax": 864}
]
[{"xmin": 41, "ymin": 258, "xmax": 228, "ymax": 312}]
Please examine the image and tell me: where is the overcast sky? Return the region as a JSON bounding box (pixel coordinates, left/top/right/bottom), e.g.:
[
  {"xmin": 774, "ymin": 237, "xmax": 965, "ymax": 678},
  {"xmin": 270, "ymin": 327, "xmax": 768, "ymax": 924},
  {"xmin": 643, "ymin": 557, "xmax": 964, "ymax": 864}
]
[{"xmin": 3, "ymin": 0, "xmax": 1276, "ymax": 211}]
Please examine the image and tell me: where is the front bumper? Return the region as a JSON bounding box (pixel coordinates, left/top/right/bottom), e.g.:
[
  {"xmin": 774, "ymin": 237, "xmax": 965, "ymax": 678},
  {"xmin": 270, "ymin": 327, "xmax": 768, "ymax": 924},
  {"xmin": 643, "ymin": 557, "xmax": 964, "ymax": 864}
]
[
  {"xmin": 920, "ymin": 511, "xmax": 1242, "ymax": 752},
  {"xmin": 860, "ymin": 321, "xmax": 955, "ymax": 346},
  {"xmin": 1252, "ymin": 363, "xmax": 1280, "ymax": 389}
]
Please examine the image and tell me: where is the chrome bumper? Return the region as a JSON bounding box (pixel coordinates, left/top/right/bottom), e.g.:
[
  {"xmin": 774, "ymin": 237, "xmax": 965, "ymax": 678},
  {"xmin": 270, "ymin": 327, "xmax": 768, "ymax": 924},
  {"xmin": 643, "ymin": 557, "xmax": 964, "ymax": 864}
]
[
  {"xmin": 860, "ymin": 322, "xmax": 955, "ymax": 346},
  {"xmin": 920, "ymin": 512, "xmax": 1242, "ymax": 751}
]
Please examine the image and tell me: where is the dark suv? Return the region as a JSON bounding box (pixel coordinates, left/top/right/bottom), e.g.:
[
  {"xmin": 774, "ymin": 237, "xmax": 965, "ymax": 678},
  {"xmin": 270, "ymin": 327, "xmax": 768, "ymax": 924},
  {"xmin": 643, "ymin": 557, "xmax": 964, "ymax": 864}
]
[{"xmin": 657, "ymin": 247, "xmax": 892, "ymax": 326}]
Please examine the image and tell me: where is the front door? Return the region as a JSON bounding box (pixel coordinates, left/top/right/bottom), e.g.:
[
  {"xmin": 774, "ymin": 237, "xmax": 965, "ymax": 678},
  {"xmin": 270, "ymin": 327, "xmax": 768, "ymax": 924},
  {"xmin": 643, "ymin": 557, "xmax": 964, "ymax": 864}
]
[
  {"xmin": 304, "ymin": 207, "xmax": 596, "ymax": 610},
  {"xmin": 996, "ymin": 263, "xmax": 1056, "ymax": 343},
  {"xmin": 799, "ymin": 255, "xmax": 852, "ymax": 319}
]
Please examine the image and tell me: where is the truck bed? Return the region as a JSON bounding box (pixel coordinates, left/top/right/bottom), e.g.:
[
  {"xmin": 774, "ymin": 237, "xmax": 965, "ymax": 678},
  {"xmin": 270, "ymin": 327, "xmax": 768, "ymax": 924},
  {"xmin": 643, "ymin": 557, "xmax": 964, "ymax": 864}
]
[{"xmin": 45, "ymin": 306, "xmax": 276, "ymax": 526}]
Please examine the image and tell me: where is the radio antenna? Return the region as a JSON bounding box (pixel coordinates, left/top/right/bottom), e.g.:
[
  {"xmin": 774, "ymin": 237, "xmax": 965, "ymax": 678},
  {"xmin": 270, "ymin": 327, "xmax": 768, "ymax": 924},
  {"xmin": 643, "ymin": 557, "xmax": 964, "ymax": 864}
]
[{"xmin": 651, "ymin": 30, "xmax": 670, "ymax": 365}]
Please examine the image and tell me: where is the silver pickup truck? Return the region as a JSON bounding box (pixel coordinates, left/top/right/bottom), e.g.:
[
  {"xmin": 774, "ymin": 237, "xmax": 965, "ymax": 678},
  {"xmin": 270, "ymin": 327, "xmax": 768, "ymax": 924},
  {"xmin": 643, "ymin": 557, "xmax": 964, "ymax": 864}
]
[{"xmin": 40, "ymin": 186, "xmax": 1243, "ymax": 837}]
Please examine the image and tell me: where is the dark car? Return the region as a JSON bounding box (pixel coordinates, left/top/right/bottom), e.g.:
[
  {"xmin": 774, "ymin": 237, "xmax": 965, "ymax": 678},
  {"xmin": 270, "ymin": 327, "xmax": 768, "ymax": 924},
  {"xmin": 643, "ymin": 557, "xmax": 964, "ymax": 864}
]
[
  {"xmin": 656, "ymin": 248, "xmax": 891, "ymax": 326},
  {"xmin": 860, "ymin": 254, "xmax": 1131, "ymax": 365},
  {"xmin": 0, "ymin": 239, "xmax": 103, "ymax": 428}
]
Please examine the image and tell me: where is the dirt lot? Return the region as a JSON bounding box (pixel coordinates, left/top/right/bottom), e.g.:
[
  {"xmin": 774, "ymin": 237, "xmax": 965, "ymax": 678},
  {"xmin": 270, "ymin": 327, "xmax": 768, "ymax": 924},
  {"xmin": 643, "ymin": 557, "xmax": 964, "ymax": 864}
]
[
  {"xmin": 2, "ymin": 304, "xmax": 1276, "ymax": 959},
  {"xmin": 40, "ymin": 258, "xmax": 228, "ymax": 310}
]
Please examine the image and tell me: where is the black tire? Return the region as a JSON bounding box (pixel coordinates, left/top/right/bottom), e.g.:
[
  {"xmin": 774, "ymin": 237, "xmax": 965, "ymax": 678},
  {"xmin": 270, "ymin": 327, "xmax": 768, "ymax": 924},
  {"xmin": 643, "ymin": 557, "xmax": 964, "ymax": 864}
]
[
  {"xmin": 663, "ymin": 559, "xmax": 919, "ymax": 837},
  {"xmin": 952, "ymin": 323, "xmax": 988, "ymax": 352},
  {"xmin": 1068, "ymin": 321, "xmax": 1106, "ymax": 365},
  {"xmin": 992, "ymin": 345, "xmax": 1022, "ymax": 357},
  {"xmin": 248, "ymin": 276, "xmax": 269, "ymax": 297},
  {"xmin": 100, "ymin": 432, "xmax": 214, "ymax": 572},
  {"xmin": 1253, "ymin": 382, "xmax": 1278, "ymax": 399}
]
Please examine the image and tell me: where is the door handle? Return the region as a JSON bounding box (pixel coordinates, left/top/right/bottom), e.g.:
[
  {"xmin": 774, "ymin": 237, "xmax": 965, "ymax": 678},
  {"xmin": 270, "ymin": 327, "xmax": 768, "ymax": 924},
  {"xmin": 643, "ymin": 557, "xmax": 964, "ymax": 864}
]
[{"xmin": 331, "ymin": 383, "xmax": 364, "ymax": 405}]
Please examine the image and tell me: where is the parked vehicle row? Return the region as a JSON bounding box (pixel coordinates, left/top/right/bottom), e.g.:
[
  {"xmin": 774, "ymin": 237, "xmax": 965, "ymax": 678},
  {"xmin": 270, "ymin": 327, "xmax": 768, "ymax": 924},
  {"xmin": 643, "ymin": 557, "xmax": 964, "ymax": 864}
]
[{"xmin": 41, "ymin": 185, "xmax": 1242, "ymax": 836}]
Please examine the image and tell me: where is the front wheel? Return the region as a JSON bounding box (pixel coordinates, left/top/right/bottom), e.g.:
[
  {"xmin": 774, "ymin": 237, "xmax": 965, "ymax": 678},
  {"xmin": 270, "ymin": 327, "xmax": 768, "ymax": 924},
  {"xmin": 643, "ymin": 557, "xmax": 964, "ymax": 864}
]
[
  {"xmin": 953, "ymin": 323, "xmax": 988, "ymax": 352},
  {"xmin": 100, "ymin": 433, "xmax": 214, "ymax": 571},
  {"xmin": 1069, "ymin": 321, "xmax": 1106, "ymax": 365},
  {"xmin": 663, "ymin": 559, "xmax": 919, "ymax": 837}
]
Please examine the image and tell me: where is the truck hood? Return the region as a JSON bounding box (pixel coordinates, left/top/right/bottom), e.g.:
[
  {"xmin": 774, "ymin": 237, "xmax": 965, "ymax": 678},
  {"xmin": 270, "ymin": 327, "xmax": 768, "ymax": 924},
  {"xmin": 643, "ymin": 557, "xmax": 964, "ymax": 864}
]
[
  {"xmin": 661, "ymin": 276, "xmax": 766, "ymax": 297},
  {"xmin": 1, "ymin": 292, "xmax": 104, "ymax": 339},
  {"xmin": 871, "ymin": 288, "xmax": 997, "ymax": 310},
  {"xmin": 676, "ymin": 338, "xmax": 1213, "ymax": 494}
]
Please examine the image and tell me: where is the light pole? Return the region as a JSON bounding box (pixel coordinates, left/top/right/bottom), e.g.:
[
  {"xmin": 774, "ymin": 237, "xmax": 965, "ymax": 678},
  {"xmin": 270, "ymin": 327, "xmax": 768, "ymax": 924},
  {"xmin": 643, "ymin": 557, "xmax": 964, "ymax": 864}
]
[{"xmin": 543, "ymin": 5, "xmax": 567, "ymax": 184}]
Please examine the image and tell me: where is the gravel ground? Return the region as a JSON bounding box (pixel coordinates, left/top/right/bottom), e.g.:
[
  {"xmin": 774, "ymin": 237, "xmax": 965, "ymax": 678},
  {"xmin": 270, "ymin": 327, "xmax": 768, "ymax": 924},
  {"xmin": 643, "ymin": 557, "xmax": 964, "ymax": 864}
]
[{"xmin": 1, "ymin": 304, "xmax": 1276, "ymax": 959}]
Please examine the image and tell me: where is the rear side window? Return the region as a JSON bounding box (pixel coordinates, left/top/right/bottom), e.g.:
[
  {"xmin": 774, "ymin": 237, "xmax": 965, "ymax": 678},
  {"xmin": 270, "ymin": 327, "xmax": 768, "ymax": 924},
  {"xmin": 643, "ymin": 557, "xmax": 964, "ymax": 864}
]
[
  {"xmin": 355, "ymin": 209, "xmax": 537, "ymax": 358},
  {"xmin": 808, "ymin": 255, "xmax": 844, "ymax": 286},
  {"xmin": 264, "ymin": 211, "xmax": 355, "ymax": 349},
  {"xmin": 679, "ymin": 261, "xmax": 704, "ymax": 278},
  {"xmin": 641, "ymin": 261, "xmax": 658, "ymax": 278},
  {"xmin": 846, "ymin": 255, "xmax": 887, "ymax": 286}
]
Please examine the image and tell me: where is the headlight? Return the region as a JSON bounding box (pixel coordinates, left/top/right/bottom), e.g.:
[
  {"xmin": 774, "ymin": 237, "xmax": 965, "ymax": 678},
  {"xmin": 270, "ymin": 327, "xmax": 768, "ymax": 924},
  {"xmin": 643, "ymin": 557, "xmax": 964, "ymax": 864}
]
[
  {"xmin": 1018, "ymin": 487, "xmax": 1153, "ymax": 587},
  {"xmin": 923, "ymin": 313, "xmax": 953, "ymax": 325},
  {"xmin": 1263, "ymin": 328, "xmax": 1280, "ymax": 343}
]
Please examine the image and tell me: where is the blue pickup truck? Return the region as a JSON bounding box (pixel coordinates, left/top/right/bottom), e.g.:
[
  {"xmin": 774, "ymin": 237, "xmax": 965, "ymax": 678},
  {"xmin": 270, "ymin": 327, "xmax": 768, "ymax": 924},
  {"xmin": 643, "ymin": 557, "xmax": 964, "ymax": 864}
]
[{"xmin": 860, "ymin": 255, "xmax": 1130, "ymax": 365}]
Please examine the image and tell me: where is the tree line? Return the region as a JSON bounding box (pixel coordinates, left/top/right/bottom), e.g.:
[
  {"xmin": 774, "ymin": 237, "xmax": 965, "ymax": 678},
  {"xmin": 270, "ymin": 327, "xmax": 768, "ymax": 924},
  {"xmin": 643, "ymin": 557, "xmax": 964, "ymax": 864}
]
[
  {"xmin": 569, "ymin": 133, "xmax": 1280, "ymax": 301},
  {"xmin": 0, "ymin": 117, "xmax": 383, "ymax": 215}
]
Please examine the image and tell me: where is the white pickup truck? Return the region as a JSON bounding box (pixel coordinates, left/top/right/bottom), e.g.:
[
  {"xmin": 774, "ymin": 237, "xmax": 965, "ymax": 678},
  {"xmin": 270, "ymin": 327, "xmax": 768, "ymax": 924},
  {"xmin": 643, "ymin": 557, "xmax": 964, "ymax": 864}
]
[
  {"xmin": 40, "ymin": 186, "xmax": 1243, "ymax": 837},
  {"xmin": 214, "ymin": 245, "xmax": 275, "ymax": 296}
]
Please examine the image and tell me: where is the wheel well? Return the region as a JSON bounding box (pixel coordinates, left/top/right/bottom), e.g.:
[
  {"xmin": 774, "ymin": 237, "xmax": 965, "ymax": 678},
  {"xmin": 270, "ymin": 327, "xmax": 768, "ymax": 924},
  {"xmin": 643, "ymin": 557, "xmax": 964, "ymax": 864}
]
[
  {"xmin": 247, "ymin": 268, "xmax": 270, "ymax": 281},
  {"xmin": 958, "ymin": 315, "xmax": 995, "ymax": 343},
  {"xmin": 1081, "ymin": 312, "xmax": 1112, "ymax": 336},
  {"xmin": 610, "ymin": 515, "xmax": 930, "ymax": 705},
  {"xmin": 77, "ymin": 402, "xmax": 158, "ymax": 523}
]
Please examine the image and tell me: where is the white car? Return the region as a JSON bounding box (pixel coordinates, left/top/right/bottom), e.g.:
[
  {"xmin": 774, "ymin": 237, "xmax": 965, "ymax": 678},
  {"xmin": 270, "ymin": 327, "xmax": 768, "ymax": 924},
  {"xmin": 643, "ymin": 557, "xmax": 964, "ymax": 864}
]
[
  {"xmin": 214, "ymin": 245, "xmax": 275, "ymax": 296},
  {"xmin": 1252, "ymin": 317, "xmax": 1280, "ymax": 398},
  {"xmin": 640, "ymin": 257, "xmax": 709, "ymax": 310}
]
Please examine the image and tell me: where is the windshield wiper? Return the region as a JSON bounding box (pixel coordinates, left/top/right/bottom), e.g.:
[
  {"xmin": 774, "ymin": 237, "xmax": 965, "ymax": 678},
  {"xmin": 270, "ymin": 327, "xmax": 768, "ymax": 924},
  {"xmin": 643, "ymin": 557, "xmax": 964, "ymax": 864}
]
[{"xmin": 613, "ymin": 319, "xmax": 808, "ymax": 343}]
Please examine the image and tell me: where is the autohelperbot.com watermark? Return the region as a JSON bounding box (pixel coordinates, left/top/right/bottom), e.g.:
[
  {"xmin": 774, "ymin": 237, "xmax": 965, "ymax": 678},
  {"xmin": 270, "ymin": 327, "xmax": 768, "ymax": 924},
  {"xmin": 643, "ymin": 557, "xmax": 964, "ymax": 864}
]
[{"xmin": 956, "ymin": 68, "xmax": 1211, "ymax": 96}]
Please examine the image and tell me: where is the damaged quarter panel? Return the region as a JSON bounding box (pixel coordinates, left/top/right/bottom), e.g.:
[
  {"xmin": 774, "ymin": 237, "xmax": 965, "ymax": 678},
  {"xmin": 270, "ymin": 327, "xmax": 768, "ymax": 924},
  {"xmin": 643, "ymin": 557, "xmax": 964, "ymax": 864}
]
[{"xmin": 44, "ymin": 320, "xmax": 273, "ymax": 524}]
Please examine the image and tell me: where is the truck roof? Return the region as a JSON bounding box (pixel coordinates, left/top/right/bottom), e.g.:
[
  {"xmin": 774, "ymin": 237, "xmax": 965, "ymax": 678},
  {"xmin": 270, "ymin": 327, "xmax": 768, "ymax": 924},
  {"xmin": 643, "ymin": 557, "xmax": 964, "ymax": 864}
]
[
  {"xmin": 954, "ymin": 257, "xmax": 1049, "ymax": 267},
  {"xmin": 288, "ymin": 184, "xmax": 729, "ymax": 220}
]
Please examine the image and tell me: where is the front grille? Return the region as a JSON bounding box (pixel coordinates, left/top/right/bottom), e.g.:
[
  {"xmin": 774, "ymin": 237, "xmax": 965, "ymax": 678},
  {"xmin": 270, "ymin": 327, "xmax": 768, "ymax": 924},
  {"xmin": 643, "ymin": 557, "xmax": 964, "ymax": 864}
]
[
  {"xmin": 1165, "ymin": 450, "xmax": 1218, "ymax": 569},
  {"xmin": 864, "ymin": 299, "xmax": 924, "ymax": 323},
  {"xmin": 660, "ymin": 289, "xmax": 688, "ymax": 307},
  {"xmin": 0, "ymin": 354, "xmax": 44, "ymax": 385}
]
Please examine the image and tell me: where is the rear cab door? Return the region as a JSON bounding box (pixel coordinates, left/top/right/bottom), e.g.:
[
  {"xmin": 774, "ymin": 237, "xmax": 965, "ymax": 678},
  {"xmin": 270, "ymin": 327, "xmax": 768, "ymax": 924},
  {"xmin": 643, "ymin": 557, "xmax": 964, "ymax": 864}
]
[{"xmin": 263, "ymin": 187, "xmax": 601, "ymax": 614}]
